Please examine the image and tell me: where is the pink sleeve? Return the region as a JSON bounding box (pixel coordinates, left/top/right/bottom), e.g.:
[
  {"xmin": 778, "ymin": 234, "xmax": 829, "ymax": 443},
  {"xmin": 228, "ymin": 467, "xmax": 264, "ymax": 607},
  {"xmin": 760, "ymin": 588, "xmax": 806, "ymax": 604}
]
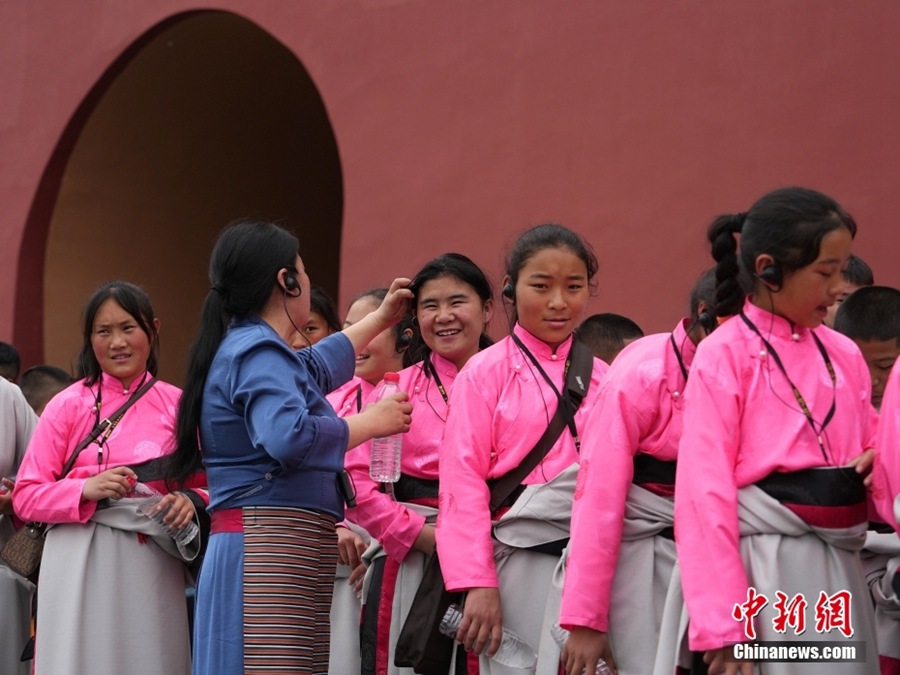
[
  {"xmin": 344, "ymin": 441, "xmax": 425, "ymax": 561},
  {"xmin": 874, "ymin": 366, "xmax": 900, "ymax": 527},
  {"xmin": 674, "ymin": 351, "xmax": 749, "ymax": 650},
  {"xmin": 559, "ymin": 378, "xmax": 646, "ymax": 632},
  {"xmin": 13, "ymin": 399, "xmax": 97, "ymax": 524},
  {"xmin": 436, "ymin": 369, "xmax": 498, "ymax": 591}
]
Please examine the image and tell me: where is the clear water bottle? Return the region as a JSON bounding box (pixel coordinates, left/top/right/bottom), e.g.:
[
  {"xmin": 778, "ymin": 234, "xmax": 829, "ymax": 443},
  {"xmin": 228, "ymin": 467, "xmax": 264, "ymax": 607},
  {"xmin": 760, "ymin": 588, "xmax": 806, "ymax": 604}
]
[
  {"xmin": 130, "ymin": 482, "xmax": 200, "ymax": 546},
  {"xmin": 369, "ymin": 372, "xmax": 403, "ymax": 483},
  {"xmin": 439, "ymin": 603, "xmax": 538, "ymax": 669},
  {"xmin": 550, "ymin": 623, "xmax": 613, "ymax": 675}
]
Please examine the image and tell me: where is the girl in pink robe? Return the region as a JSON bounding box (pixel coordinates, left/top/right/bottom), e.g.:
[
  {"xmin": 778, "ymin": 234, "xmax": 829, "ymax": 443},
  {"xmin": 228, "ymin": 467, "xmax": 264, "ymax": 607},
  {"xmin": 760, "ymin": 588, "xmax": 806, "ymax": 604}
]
[
  {"xmin": 326, "ymin": 288, "xmax": 412, "ymax": 675},
  {"xmin": 436, "ymin": 225, "xmax": 608, "ymax": 675},
  {"xmin": 675, "ymin": 188, "xmax": 878, "ymax": 675},
  {"xmin": 875, "ymin": 362, "xmax": 900, "ymax": 530},
  {"xmin": 558, "ymin": 270, "xmax": 717, "ymax": 675},
  {"xmin": 14, "ymin": 281, "xmax": 207, "ymax": 675},
  {"xmin": 345, "ymin": 253, "xmax": 494, "ymax": 675}
]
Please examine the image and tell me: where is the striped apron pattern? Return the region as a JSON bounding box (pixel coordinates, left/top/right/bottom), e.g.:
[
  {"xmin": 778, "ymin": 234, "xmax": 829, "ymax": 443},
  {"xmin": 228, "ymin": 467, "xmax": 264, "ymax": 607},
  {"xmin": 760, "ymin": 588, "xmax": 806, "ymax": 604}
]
[{"xmin": 241, "ymin": 507, "xmax": 338, "ymax": 674}]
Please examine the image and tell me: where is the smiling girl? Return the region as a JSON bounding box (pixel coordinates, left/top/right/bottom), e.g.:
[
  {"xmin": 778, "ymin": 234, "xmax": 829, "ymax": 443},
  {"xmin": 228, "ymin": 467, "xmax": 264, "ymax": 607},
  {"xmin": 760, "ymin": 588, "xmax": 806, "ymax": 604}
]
[
  {"xmin": 326, "ymin": 288, "xmax": 413, "ymax": 675},
  {"xmin": 674, "ymin": 187, "xmax": 878, "ymax": 675},
  {"xmin": 436, "ymin": 225, "xmax": 608, "ymax": 675},
  {"xmin": 344, "ymin": 253, "xmax": 494, "ymax": 675}
]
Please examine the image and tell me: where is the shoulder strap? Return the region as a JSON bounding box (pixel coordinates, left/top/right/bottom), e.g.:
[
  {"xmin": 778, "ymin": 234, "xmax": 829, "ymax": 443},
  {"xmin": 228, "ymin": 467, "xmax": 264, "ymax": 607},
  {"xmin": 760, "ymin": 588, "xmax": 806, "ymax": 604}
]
[
  {"xmin": 58, "ymin": 377, "xmax": 158, "ymax": 478},
  {"xmin": 488, "ymin": 342, "xmax": 593, "ymax": 514}
]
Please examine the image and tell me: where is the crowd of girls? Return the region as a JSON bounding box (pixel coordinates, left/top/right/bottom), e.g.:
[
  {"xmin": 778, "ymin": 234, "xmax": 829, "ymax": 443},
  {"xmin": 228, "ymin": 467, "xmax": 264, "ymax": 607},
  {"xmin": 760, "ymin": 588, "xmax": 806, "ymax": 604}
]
[{"xmin": 5, "ymin": 184, "xmax": 899, "ymax": 675}]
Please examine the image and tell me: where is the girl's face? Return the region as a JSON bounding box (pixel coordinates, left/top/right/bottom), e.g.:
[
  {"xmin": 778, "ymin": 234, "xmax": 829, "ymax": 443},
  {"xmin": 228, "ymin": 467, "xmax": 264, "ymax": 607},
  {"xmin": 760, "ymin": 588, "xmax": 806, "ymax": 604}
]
[
  {"xmin": 511, "ymin": 246, "xmax": 590, "ymax": 350},
  {"xmin": 300, "ymin": 311, "xmax": 334, "ymax": 347},
  {"xmin": 344, "ymin": 297, "xmax": 405, "ymax": 384},
  {"xmin": 91, "ymin": 298, "xmax": 157, "ymax": 389},
  {"xmin": 761, "ymin": 227, "xmax": 853, "ymax": 328},
  {"xmin": 416, "ymin": 274, "xmax": 493, "ymax": 370}
]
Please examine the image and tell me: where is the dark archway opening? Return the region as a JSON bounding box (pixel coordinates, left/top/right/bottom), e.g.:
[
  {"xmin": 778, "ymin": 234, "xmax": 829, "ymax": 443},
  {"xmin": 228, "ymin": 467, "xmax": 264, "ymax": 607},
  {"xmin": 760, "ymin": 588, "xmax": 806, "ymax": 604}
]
[{"xmin": 15, "ymin": 10, "xmax": 343, "ymax": 383}]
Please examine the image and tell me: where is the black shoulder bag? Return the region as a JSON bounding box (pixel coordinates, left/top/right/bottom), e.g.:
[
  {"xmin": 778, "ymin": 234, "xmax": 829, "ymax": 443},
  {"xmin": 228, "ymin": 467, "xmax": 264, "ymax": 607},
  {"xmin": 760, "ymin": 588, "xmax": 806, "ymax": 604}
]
[
  {"xmin": 394, "ymin": 343, "xmax": 593, "ymax": 674},
  {"xmin": 0, "ymin": 378, "xmax": 157, "ymax": 583}
]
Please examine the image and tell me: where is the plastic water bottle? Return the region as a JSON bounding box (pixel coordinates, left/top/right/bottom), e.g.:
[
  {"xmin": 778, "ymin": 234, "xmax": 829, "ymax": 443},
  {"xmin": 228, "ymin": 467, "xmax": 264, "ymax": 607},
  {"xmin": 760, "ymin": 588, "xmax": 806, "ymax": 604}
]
[
  {"xmin": 551, "ymin": 623, "xmax": 613, "ymax": 675},
  {"xmin": 130, "ymin": 482, "xmax": 200, "ymax": 546},
  {"xmin": 439, "ymin": 603, "xmax": 538, "ymax": 669},
  {"xmin": 369, "ymin": 372, "xmax": 403, "ymax": 483}
]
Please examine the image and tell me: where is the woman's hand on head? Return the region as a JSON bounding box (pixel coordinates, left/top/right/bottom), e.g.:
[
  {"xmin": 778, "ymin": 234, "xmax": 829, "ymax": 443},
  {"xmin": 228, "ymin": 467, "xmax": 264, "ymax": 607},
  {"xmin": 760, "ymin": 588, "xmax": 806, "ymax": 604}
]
[
  {"xmin": 82, "ymin": 466, "xmax": 137, "ymax": 502},
  {"xmin": 373, "ymin": 278, "xmax": 414, "ymax": 328},
  {"xmin": 561, "ymin": 627, "xmax": 617, "ymax": 675}
]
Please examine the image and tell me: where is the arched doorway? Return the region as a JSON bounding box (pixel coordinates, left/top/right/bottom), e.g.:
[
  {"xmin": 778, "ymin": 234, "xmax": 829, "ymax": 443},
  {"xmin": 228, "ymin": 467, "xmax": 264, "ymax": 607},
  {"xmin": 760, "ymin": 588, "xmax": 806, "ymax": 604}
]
[{"xmin": 15, "ymin": 10, "xmax": 343, "ymax": 383}]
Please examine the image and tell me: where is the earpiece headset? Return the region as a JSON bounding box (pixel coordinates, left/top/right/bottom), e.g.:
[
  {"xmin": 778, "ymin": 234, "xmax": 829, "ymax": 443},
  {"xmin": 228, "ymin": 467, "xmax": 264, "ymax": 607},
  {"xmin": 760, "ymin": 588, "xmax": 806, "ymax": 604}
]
[
  {"xmin": 757, "ymin": 262, "xmax": 784, "ymax": 291},
  {"xmin": 502, "ymin": 283, "xmax": 515, "ymax": 300},
  {"xmin": 283, "ymin": 270, "xmax": 302, "ymax": 297},
  {"xmin": 697, "ymin": 311, "xmax": 717, "ymax": 333},
  {"xmin": 396, "ymin": 332, "xmax": 412, "ymax": 351}
]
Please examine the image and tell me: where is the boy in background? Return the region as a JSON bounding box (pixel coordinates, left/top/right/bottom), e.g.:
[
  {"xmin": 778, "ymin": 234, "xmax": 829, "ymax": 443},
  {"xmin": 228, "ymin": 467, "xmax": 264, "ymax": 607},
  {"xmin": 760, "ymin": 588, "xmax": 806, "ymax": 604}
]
[
  {"xmin": 18, "ymin": 365, "xmax": 72, "ymax": 416},
  {"xmin": 575, "ymin": 313, "xmax": 643, "ymax": 364},
  {"xmin": 825, "ymin": 253, "xmax": 875, "ymax": 327},
  {"xmin": 835, "ymin": 285, "xmax": 900, "ymax": 675}
]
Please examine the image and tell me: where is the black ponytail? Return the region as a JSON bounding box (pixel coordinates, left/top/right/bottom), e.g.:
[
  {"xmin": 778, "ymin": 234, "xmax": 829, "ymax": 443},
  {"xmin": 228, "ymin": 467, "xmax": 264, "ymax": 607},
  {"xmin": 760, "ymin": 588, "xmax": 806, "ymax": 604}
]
[
  {"xmin": 168, "ymin": 220, "xmax": 299, "ymax": 488},
  {"xmin": 707, "ymin": 212, "xmax": 746, "ymax": 318},
  {"xmin": 706, "ymin": 187, "xmax": 856, "ymax": 321}
]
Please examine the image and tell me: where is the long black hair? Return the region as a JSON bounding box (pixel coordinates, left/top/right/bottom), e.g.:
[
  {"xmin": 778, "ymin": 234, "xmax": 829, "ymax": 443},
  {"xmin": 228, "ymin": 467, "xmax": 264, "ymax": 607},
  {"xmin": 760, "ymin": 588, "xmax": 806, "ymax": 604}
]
[
  {"xmin": 169, "ymin": 220, "xmax": 299, "ymax": 487},
  {"xmin": 707, "ymin": 187, "xmax": 857, "ymax": 318},
  {"xmin": 79, "ymin": 281, "xmax": 159, "ymax": 386}
]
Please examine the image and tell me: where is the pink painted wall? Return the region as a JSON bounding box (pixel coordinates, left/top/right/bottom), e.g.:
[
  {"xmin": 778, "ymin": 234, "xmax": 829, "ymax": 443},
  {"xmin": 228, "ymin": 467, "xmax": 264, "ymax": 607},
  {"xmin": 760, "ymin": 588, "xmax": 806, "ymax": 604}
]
[{"xmin": 3, "ymin": 1, "xmax": 900, "ymax": 379}]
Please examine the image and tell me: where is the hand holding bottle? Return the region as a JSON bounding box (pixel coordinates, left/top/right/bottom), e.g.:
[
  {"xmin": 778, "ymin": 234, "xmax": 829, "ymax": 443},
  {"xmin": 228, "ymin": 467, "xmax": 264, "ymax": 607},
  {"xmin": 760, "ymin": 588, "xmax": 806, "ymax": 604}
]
[
  {"xmin": 366, "ymin": 391, "xmax": 412, "ymax": 437},
  {"xmin": 82, "ymin": 466, "xmax": 138, "ymax": 502},
  {"xmin": 449, "ymin": 587, "xmax": 503, "ymax": 657},
  {"xmin": 129, "ymin": 482, "xmax": 199, "ymax": 545},
  {"xmin": 553, "ymin": 624, "xmax": 616, "ymax": 675},
  {"xmin": 345, "ymin": 390, "xmax": 412, "ymax": 451},
  {"xmin": 441, "ymin": 602, "xmax": 537, "ymax": 669}
]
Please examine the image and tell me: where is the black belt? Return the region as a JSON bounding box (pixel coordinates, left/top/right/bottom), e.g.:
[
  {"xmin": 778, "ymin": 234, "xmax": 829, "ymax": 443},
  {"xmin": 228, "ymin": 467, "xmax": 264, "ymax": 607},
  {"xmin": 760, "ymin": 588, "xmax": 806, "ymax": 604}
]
[
  {"xmin": 633, "ymin": 454, "xmax": 677, "ymax": 486},
  {"xmin": 524, "ymin": 538, "xmax": 569, "ymax": 556},
  {"xmin": 868, "ymin": 521, "xmax": 896, "ymax": 535},
  {"xmin": 755, "ymin": 467, "xmax": 865, "ymax": 506},
  {"xmin": 381, "ymin": 473, "xmax": 439, "ymax": 502}
]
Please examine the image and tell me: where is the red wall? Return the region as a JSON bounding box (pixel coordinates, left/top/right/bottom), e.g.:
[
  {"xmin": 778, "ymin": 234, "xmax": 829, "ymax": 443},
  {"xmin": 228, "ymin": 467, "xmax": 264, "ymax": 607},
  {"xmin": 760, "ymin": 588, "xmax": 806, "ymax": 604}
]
[{"xmin": 3, "ymin": 1, "xmax": 900, "ymax": 373}]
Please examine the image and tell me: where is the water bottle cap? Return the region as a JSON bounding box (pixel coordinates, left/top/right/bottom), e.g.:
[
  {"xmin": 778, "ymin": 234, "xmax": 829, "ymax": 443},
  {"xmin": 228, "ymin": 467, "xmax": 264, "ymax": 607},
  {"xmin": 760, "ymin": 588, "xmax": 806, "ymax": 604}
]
[{"xmin": 383, "ymin": 372, "xmax": 400, "ymax": 382}]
